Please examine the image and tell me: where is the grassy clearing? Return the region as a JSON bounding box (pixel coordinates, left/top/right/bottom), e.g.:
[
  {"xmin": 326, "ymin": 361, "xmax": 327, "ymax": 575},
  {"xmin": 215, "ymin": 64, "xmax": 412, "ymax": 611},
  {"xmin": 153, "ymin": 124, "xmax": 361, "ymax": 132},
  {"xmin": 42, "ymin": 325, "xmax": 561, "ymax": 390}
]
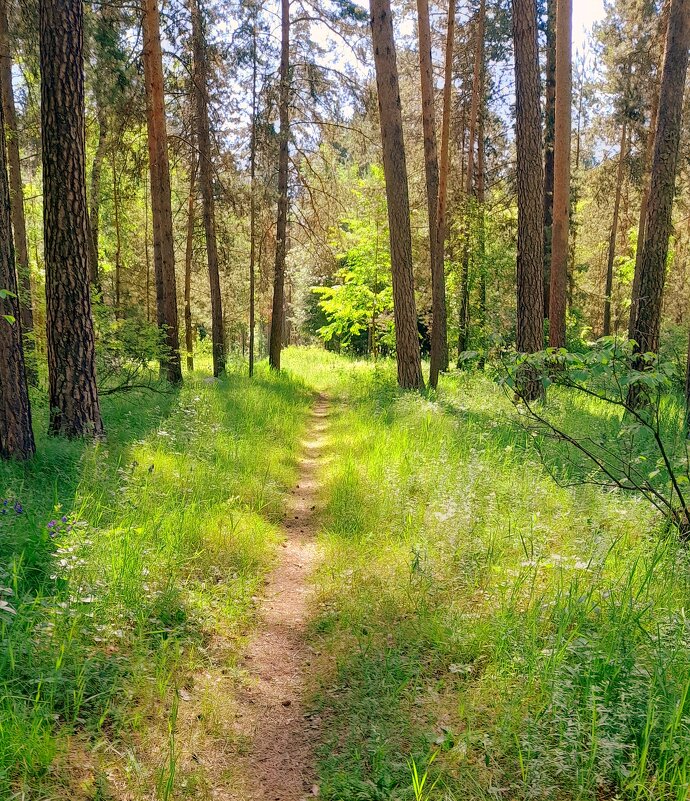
[
  {"xmin": 282, "ymin": 348, "xmax": 690, "ymax": 801},
  {"xmin": 0, "ymin": 359, "xmax": 312, "ymax": 798}
]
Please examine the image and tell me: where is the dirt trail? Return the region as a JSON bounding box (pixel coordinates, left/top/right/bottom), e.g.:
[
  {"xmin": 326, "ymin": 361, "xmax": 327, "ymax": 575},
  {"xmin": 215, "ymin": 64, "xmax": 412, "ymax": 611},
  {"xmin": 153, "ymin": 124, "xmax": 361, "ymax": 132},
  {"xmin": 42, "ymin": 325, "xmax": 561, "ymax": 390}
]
[{"xmin": 233, "ymin": 393, "xmax": 329, "ymax": 800}]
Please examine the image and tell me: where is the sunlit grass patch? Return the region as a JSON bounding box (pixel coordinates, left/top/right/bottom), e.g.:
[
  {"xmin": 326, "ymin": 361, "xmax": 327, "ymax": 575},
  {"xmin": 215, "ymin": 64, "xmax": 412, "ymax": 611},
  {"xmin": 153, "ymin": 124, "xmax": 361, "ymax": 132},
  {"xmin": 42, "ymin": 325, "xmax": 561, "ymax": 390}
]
[
  {"xmin": 291, "ymin": 350, "xmax": 690, "ymax": 801},
  {"xmin": 0, "ymin": 360, "xmax": 312, "ymax": 797}
]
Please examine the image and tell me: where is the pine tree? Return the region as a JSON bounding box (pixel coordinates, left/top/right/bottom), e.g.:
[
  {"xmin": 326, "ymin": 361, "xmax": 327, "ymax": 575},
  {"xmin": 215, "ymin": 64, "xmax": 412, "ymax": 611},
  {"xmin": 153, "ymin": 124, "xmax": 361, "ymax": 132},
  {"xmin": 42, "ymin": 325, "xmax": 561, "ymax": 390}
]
[
  {"xmin": 40, "ymin": 0, "xmax": 103, "ymax": 437},
  {"xmin": 0, "ymin": 64, "xmax": 34, "ymax": 458},
  {"xmin": 512, "ymin": 0, "xmax": 544, "ymax": 397},
  {"xmin": 191, "ymin": 0, "xmax": 224, "ymax": 376},
  {"xmin": 370, "ymin": 0, "xmax": 424, "ymax": 390},
  {"xmin": 142, "ymin": 0, "xmax": 182, "ymax": 383}
]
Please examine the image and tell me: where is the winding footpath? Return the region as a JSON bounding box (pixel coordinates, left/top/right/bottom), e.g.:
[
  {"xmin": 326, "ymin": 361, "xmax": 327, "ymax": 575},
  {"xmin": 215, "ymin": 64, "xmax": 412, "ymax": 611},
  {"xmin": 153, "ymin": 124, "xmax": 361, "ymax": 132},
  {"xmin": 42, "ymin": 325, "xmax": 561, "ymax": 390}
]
[{"xmin": 233, "ymin": 393, "xmax": 329, "ymax": 800}]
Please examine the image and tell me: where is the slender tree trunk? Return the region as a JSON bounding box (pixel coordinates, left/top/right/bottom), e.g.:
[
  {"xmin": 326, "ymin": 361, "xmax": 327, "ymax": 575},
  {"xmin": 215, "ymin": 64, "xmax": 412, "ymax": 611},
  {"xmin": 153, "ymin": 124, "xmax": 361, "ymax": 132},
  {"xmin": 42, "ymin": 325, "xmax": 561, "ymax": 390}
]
[
  {"xmin": 543, "ymin": 0, "xmax": 556, "ymax": 318},
  {"xmin": 89, "ymin": 107, "xmax": 107, "ymax": 290},
  {"xmin": 435, "ymin": 0, "xmax": 455, "ymax": 371},
  {"xmin": 477, "ymin": 94, "xmax": 487, "ymax": 370},
  {"xmin": 417, "ymin": 0, "xmax": 446, "ymax": 388},
  {"xmin": 547, "ymin": 0, "xmax": 571, "ymax": 347},
  {"xmin": 144, "ymin": 171, "xmax": 151, "ymax": 323},
  {"xmin": 0, "ymin": 0, "xmax": 35, "ymax": 385},
  {"xmin": 370, "ymin": 0, "xmax": 424, "ymax": 389},
  {"xmin": 142, "ymin": 0, "xmax": 182, "ymax": 383},
  {"xmin": 512, "ymin": 0, "xmax": 544, "ymax": 398},
  {"xmin": 112, "ymin": 145, "xmax": 122, "ymax": 315},
  {"xmin": 40, "ymin": 0, "xmax": 103, "ymax": 437},
  {"xmin": 0, "ymin": 72, "xmax": 34, "ymax": 458},
  {"xmin": 249, "ymin": 12, "xmax": 258, "ymax": 378},
  {"xmin": 458, "ymin": 0, "xmax": 485, "ymax": 360},
  {"xmin": 632, "ymin": 0, "xmax": 690, "ymax": 358},
  {"xmin": 629, "ymin": 81, "xmax": 661, "ymax": 339},
  {"xmin": 191, "ymin": 0, "xmax": 224, "ymax": 376},
  {"xmin": 184, "ymin": 153, "xmax": 197, "ymax": 372},
  {"xmin": 268, "ymin": 0, "xmax": 290, "ymax": 371},
  {"xmin": 603, "ymin": 118, "xmax": 627, "ymax": 337},
  {"xmin": 568, "ymin": 57, "xmax": 585, "ymax": 307}
]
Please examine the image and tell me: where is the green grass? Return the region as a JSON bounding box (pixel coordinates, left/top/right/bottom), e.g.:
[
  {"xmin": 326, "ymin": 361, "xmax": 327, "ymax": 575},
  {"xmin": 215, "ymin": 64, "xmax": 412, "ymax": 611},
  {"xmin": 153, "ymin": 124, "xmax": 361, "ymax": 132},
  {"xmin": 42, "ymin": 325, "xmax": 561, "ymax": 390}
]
[
  {"xmin": 281, "ymin": 348, "xmax": 690, "ymax": 801},
  {"xmin": 0, "ymin": 358, "xmax": 312, "ymax": 798}
]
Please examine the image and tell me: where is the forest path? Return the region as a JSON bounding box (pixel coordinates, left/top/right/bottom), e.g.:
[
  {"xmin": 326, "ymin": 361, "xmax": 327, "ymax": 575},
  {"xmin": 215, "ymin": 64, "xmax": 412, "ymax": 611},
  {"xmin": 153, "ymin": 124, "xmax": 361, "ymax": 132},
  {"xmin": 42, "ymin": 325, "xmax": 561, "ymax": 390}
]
[{"xmin": 233, "ymin": 393, "xmax": 329, "ymax": 800}]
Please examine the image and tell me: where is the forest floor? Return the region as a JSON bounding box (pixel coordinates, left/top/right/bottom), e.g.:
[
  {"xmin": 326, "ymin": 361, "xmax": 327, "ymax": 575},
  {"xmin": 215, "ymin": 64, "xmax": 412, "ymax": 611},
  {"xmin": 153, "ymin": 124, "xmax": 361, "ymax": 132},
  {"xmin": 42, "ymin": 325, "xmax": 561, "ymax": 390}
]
[{"xmin": 1, "ymin": 348, "xmax": 690, "ymax": 801}]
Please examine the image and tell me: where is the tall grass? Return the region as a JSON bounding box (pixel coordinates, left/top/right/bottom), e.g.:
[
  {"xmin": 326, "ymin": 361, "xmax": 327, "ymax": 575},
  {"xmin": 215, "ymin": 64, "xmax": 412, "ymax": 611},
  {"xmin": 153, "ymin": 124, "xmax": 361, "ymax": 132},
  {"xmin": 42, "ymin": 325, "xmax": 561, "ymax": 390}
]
[
  {"xmin": 282, "ymin": 348, "xmax": 690, "ymax": 801},
  {"xmin": 0, "ymin": 359, "xmax": 312, "ymax": 797}
]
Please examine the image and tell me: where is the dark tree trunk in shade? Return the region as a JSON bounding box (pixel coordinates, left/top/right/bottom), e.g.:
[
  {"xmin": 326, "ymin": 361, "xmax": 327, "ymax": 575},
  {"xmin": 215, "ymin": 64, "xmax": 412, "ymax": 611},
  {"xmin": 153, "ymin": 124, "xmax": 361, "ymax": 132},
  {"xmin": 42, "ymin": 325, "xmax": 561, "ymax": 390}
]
[
  {"xmin": 142, "ymin": 0, "xmax": 182, "ymax": 384},
  {"xmin": 88, "ymin": 106, "xmax": 107, "ymax": 290},
  {"xmin": 191, "ymin": 0, "xmax": 224, "ymax": 377},
  {"xmin": 0, "ymin": 80, "xmax": 34, "ymax": 459},
  {"xmin": 269, "ymin": 0, "xmax": 290, "ymax": 371},
  {"xmin": 629, "ymin": 25, "xmax": 665, "ymax": 340},
  {"xmin": 184, "ymin": 152, "xmax": 196, "ymax": 373},
  {"xmin": 512, "ymin": 0, "xmax": 544, "ymax": 398},
  {"xmin": 40, "ymin": 0, "xmax": 103, "ymax": 437},
  {"xmin": 416, "ymin": 0, "xmax": 446, "ymax": 388},
  {"xmin": 631, "ymin": 0, "xmax": 690, "ymax": 358},
  {"xmin": 547, "ymin": 0, "xmax": 571, "ymax": 348},
  {"xmin": 0, "ymin": 0, "xmax": 36, "ymax": 384},
  {"xmin": 542, "ymin": 0, "xmax": 555, "ymax": 319},
  {"xmin": 603, "ymin": 118, "xmax": 627, "ymax": 337},
  {"xmin": 370, "ymin": 0, "xmax": 424, "ymax": 390}
]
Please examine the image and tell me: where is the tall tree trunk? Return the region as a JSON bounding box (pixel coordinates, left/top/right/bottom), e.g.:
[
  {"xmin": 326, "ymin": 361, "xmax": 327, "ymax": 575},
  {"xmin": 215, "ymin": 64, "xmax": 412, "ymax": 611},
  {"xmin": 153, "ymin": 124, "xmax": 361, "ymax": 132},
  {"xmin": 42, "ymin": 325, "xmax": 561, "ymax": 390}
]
[
  {"xmin": 435, "ymin": 0, "xmax": 455, "ymax": 371},
  {"xmin": 249, "ymin": 11, "xmax": 258, "ymax": 378},
  {"xmin": 0, "ymin": 0, "xmax": 35, "ymax": 385},
  {"xmin": 512, "ymin": 0, "xmax": 544, "ymax": 397},
  {"xmin": 568, "ymin": 55, "xmax": 586, "ymax": 307},
  {"xmin": 184, "ymin": 152, "xmax": 197, "ymax": 372},
  {"xmin": 603, "ymin": 118, "xmax": 627, "ymax": 337},
  {"xmin": 542, "ymin": 0, "xmax": 556, "ymax": 318},
  {"xmin": 88, "ymin": 107, "xmax": 107, "ymax": 291},
  {"xmin": 370, "ymin": 0, "xmax": 424, "ymax": 390},
  {"xmin": 417, "ymin": 0, "xmax": 446, "ymax": 388},
  {"xmin": 547, "ymin": 0, "xmax": 571, "ymax": 347},
  {"xmin": 0, "ymin": 74, "xmax": 34, "ymax": 459},
  {"xmin": 142, "ymin": 0, "xmax": 182, "ymax": 384},
  {"xmin": 144, "ymin": 171, "xmax": 151, "ymax": 322},
  {"xmin": 268, "ymin": 0, "xmax": 290, "ymax": 371},
  {"xmin": 191, "ymin": 0, "xmax": 224, "ymax": 377},
  {"xmin": 631, "ymin": 0, "xmax": 690, "ymax": 358},
  {"xmin": 40, "ymin": 0, "xmax": 103, "ymax": 437},
  {"xmin": 112, "ymin": 144, "xmax": 122, "ymax": 314},
  {"xmin": 477, "ymin": 93, "xmax": 487, "ymax": 369},
  {"xmin": 629, "ymin": 80, "xmax": 662, "ymax": 339},
  {"xmin": 458, "ymin": 0, "xmax": 485, "ymax": 361}
]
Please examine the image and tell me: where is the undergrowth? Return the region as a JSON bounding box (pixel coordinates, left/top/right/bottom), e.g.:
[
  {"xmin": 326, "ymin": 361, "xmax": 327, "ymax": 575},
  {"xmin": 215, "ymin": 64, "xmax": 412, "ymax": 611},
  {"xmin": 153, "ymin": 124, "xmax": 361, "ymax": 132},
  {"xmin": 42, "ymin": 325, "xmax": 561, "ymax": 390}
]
[
  {"xmin": 282, "ymin": 348, "xmax": 690, "ymax": 801},
  {"xmin": 0, "ymin": 358, "xmax": 312, "ymax": 798}
]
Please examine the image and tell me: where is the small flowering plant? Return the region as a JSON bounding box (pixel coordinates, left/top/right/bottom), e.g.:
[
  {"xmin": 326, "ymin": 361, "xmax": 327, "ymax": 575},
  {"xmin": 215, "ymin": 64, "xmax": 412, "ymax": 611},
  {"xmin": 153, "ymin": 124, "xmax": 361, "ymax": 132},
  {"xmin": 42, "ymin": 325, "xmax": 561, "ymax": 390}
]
[{"xmin": 46, "ymin": 514, "xmax": 72, "ymax": 539}]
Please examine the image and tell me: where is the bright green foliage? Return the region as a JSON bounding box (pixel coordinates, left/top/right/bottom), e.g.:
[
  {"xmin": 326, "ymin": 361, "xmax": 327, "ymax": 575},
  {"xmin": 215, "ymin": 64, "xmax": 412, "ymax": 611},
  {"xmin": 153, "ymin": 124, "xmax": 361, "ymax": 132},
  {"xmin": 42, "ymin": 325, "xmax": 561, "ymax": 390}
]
[
  {"xmin": 0, "ymin": 361, "xmax": 311, "ymax": 795},
  {"xmin": 282, "ymin": 348, "xmax": 690, "ymax": 801},
  {"xmin": 311, "ymin": 166, "xmax": 394, "ymax": 355}
]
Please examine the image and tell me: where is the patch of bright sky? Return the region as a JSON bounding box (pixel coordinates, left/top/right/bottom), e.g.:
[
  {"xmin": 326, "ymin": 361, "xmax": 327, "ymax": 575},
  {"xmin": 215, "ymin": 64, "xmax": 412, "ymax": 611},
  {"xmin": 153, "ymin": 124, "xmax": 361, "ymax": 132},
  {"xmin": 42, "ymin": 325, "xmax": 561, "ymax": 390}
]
[{"xmin": 573, "ymin": 0, "xmax": 606, "ymax": 52}]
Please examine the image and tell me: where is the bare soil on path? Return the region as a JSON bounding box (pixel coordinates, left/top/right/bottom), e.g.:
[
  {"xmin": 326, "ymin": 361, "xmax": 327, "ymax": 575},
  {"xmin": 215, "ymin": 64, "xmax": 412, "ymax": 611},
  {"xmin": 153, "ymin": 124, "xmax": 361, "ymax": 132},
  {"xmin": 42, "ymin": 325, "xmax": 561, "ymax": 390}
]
[{"xmin": 232, "ymin": 394, "xmax": 329, "ymax": 800}]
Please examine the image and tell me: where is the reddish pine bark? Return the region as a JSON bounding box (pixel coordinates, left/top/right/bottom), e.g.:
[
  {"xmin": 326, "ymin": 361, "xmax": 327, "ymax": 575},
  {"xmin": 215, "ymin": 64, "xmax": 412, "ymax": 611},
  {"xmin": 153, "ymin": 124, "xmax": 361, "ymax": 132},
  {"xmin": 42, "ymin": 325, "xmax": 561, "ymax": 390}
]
[
  {"xmin": 142, "ymin": 0, "xmax": 182, "ymax": 383},
  {"xmin": 370, "ymin": 0, "xmax": 424, "ymax": 390}
]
